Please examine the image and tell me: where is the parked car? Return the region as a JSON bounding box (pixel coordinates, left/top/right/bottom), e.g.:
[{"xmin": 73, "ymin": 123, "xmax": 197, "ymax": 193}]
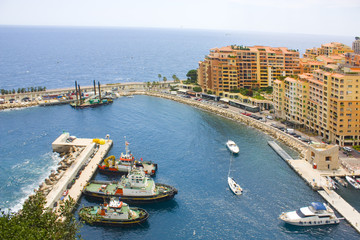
[
  {"xmin": 343, "ymin": 147, "xmax": 352, "ymax": 152},
  {"xmin": 266, "ymin": 115, "xmax": 273, "ymax": 120}
]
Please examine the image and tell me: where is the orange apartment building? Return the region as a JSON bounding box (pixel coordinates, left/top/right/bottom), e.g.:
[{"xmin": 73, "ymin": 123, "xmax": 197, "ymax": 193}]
[
  {"xmin": 345, "ymin": 53, "xmax": 360, "ymax": 67},
  {"xmin": 273, "ymin": 64, "xmax": 360, "ymax": 146},
  {"xmin": 198, "ymin": 45, "xmax": 300, "ymax": 95},
  {"xmin": 304, "ymin": 42, "xmax": 353, "ymax": 58}
]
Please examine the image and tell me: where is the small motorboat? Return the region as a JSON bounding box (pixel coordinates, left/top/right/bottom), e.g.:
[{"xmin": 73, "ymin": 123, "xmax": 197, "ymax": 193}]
[
  {"xmin": 334, "ymin": 176, "xmax": 348, "ymax": 187},
  {"xmin": 279, "ymin": 202, "xmax": 341, "ymax": 226},
  {"xmin": 326, "ymin": 176, "xmax": 337, "ymax": 189},
  {"xmin": 345, "ymin": 176, "xmax": 360, "ymax": 189},
  {"xmin": 226, "ymin": 140, "xmax": 239, "ymax": 154},
  {"xmin": 228, "ymin": 177, "xmax": 242, "ymax": 195}
]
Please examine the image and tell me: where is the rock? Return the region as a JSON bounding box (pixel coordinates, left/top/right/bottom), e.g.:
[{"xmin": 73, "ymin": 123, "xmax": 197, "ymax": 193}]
[{"xmin": 45, "ymin": 178, "xmax": 52, "ymax": 185}]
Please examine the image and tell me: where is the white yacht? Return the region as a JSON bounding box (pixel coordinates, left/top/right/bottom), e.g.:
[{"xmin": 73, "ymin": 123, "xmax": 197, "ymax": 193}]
[
  {"xmin": 226, "ymin": 140, "xmax": 239, "ymax": 154},
  {"xmin": 279, "ymin": 202, "xmax": 340, "ymax": 226},
  {"xmin": 345, "ymin": 176, "xmax": 360, "ymax": 189}
]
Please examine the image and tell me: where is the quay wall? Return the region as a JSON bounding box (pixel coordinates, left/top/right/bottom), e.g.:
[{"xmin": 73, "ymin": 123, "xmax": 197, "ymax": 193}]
[
  {"xmin": 45, "ymin": 142, "xmax": 97, "ymax": 208},
  {"xmin": 0, "ymin": 82, "xmax": 172, "ymax": 110}
]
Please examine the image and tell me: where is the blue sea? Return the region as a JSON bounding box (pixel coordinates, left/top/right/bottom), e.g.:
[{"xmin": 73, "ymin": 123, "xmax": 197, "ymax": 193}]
[
  {"xmin": 0, "ymin": 26, "xmax": 354, "ymax": 90},
  {"xmin": 0, "ymin": 27, "xmax": 359, "ymax": 239}
]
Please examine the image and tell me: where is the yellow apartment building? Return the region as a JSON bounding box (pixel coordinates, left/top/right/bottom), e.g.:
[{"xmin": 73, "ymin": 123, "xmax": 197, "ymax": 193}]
[
  {"xmin": 198, "ymin": 45, "xmax": 300, "ymax": 96},
  {"xmin": 304, "ymin": 42, "xmax": 353, "ymax": 58}
]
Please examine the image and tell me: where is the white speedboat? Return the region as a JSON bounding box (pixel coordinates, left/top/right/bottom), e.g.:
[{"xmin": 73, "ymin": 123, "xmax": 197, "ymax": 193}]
[
  {"xmin": 228, "ymin": 177, "xmax": 242, "ymax": 195},
  {"xmin": 326, "ymin": 176, "xmax": 337, "ymax": 189},
  {"xmin": 226, "ymin": 140, "xmax": 239, "ymax": 154},
  {"xmin": 345, "ymin": 176, "xmax": 360, "ymax": 189},
  {"xmin": 279, "ymin": 202, "xmax": 340, "ymax": 226}
]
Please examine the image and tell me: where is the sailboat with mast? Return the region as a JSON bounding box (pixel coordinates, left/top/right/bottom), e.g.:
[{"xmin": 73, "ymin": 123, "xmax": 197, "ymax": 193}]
[
  {"xmin": 70, "ymin": 80, "xmax": 113, "ymax": 108},
  {"xmin": 227, "ymin": 155, "xmax": 243, "ymax": 195}
]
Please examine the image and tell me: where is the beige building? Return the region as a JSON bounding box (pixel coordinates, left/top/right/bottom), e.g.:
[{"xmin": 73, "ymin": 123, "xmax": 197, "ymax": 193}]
[
  {"xmin": 353, "ymin": 37, "xmax": 360, "ymax": 54},
  {"xmin": 306, "ymin": 143, "xmax": 339, "ymax": 170}
]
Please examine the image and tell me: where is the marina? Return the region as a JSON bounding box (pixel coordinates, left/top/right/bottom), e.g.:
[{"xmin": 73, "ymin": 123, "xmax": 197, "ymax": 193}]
[
  {"xmin": 268, "ymin": 140, "xmax": 360, "ymax": 233},
  {"xmin": 1, "ymin": 95, "xmax": 359, "ymax": 239}
]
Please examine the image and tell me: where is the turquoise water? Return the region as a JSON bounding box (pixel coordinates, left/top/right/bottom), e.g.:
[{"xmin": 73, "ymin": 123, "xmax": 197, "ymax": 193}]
[{"xmin": 0, "ymin": 96, "xmax": 358, "ymax": 239}]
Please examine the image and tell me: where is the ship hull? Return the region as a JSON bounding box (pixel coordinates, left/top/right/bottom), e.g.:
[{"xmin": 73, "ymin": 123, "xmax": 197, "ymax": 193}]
[
  {"xmin": 83, "ymin": 182, "xmax": 178, "ymax": 204},
  {"xmin": 79, "ymin": 207, "xmax": 149, "ymax": 226}
]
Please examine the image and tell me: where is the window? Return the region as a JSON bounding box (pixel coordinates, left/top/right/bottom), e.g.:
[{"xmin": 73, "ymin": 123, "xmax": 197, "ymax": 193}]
[{"xmin": 326, "ymin": 156, "xmax": 331, "ymax": 161}]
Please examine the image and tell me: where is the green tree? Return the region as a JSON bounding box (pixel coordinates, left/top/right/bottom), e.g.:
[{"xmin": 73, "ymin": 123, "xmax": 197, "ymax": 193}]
[
  {"xmin": 186, "ymin": 70, "xmax": 198, "ymax": 84},
  {"xmin": 163, "ymin": 77, "xmax": 167, "ymax": 82},
  {"xmin": 207, "ymin": 90, "xmax": 212, "ymax": 94},
  {"xmin": 158, "ymin": 74, "xmax": 162, "ymax": 82},
  {"xmin": 193, "ymin": 86, "xmax": 202, "ymax": 92},
  {"xmin": 0, "ymin": 191, "xmax": 81, "ymax": 239}
]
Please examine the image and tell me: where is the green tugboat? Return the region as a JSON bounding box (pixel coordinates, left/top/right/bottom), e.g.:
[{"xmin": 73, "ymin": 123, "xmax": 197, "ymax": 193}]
[
  {"xmin": 70, "ymin": 80, "xmax": 113, "ymax": 109},
  {"xmin": 79, "ymin": 197, "xmax": 149, "ymax": 226},
  {"xmin": 83, "ymin": 169, "xmax": 177, "ymax": 204}
]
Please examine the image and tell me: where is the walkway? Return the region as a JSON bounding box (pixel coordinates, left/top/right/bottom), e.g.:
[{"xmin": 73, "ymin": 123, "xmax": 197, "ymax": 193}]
[{"xmin": 318, "ymin": 190, "xmax": 360, "ymax": 233}]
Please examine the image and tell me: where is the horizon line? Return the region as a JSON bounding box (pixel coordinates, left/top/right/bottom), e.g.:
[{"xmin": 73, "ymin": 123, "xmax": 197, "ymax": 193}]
[{"xmin": 0, "ymin": 24, "xmax": 356, "ymax": 38}]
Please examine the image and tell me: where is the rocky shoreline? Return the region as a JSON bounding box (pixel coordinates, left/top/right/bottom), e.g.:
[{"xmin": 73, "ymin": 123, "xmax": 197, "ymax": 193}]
[
  {"xmin": 0, "ymin": 102, "xmax": 38, "ymax": 110},
  {"xmin": 37, "ymin": 146, "xmax": 84, "ymax": 196}
]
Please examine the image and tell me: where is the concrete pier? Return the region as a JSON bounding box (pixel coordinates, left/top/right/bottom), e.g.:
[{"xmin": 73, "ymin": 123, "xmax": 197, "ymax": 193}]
[
  {"xmin": 268, "ymin": 141, "xmax": 294, "ymax": 161},
  {"xmin": 268, "ymin": 140, "xmax": 360, "ymax": 234},
  {"xmin": 318, "ymin": 190, "xmax": 360, "ymax": 233},
  {"xmin": 45, "ymin": 133, "xmax": 112, "ymax": 209}
]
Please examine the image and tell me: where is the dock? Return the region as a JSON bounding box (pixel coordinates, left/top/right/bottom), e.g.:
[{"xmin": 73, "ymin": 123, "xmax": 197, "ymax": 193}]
[
  {"xmin": 318, "ymin": 190, "xmax": 360, "ymax": 233},
  {"xmin": 268, "ymin": 140, "xmax": 360, "ymax": 234},
  {"xmin": 45, "ymin": 133, "xmax": 113, "ymax": 209},
  {"xmin": 267, "ymin": 141, "xmax": 294, "ymax": 161}
]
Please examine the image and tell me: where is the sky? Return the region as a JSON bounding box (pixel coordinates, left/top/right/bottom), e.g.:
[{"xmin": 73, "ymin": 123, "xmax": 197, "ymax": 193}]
[{"xmin": 0, "ymin": 0, "xmax": 359, "ymax": 36}]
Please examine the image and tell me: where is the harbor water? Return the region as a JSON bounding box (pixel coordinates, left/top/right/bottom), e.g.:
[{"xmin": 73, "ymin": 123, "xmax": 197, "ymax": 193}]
[
  {"xmin": 0, "ymin": 26, "xmax": 359, "ymax": 239},
  {"xmin": 0, "ymin": 96, "xmax": 359, "ymax": 239}
]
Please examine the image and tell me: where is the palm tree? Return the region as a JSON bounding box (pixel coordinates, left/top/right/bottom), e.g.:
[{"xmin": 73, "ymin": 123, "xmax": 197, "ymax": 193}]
[
  {"xmin": 163, "ymin": 77, "xmax": 167, "ymax": 83},
  {"xmin": 158, "ymin": 74, "xmax": 162, "ymax": 82}
]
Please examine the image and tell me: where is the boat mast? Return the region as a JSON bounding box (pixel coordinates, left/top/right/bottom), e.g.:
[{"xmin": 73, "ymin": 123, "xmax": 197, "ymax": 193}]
[
  {"xmin": 78, "ymin": 84, "xmax": 82, "ymax": 104},
  {"xmin": 98, "ymin": 81, "xmax": 101, "ymax": 100},
  {"xmin": 93, "ymin": 80, "xmax": 97, "ymax": 96},
  {"xmin": 75, "ymin": 81, "xmax": 78, "ymax": 104}
]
